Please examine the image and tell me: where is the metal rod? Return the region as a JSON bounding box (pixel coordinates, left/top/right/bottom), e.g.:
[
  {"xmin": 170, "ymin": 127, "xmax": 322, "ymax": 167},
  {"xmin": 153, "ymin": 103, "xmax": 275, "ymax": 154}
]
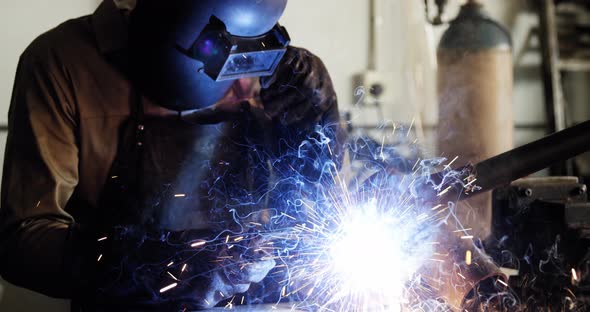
[
  {"xmin": 423, "ymin": 121, "xmax": 590, "ymax": 204},
  {"xmin": 470, "ymin": 120, "xmax": 590, "ymax": 195}
]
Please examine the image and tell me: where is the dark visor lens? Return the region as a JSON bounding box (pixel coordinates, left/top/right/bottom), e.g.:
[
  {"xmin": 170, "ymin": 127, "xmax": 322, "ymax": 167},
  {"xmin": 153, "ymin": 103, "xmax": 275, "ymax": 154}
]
[
  {"xmin": 217, "ymin": 50, "xmax": 285, "ymax": 81},
  {"xmin": 184, "ymin": 16, "xmax": 290, "ymax": 81}
]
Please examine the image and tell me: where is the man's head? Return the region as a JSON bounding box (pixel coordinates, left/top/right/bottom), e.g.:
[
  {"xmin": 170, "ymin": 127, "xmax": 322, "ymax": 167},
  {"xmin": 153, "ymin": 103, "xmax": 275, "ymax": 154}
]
[{"xmin": 127, "ymin": 0, "xmax": 289, "ymax": 111}]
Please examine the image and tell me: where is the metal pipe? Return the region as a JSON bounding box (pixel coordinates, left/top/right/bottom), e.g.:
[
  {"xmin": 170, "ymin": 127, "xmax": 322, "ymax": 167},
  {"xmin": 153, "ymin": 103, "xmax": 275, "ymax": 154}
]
[
  {"xmin": 431, "ymin": 120, "xmax": 590, "ymax": 204},
  {"xmin": 422, "ymin": 121, "xmax": 589, "ymax": 309},
  {"xmin": 470, "ymin": 120, "xmax": 590, "ymax": 196}
]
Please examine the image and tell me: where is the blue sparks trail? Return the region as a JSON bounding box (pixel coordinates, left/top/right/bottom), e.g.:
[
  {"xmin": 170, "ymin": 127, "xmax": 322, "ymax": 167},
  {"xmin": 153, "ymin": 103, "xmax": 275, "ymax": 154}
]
[
  {"xmin": 222, "ymin": 124, "xmax": 467, "ymax": 311},
  {"xmin": 96, "ymin": 121, "xmax": 516, "ymax": 311}
]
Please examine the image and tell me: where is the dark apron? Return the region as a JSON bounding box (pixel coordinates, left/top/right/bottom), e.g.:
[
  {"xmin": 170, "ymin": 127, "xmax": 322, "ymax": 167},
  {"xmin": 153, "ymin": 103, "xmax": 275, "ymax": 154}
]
[{"xmin": 78, "ymin": 91, "xmax": 274, "ymax": 311}]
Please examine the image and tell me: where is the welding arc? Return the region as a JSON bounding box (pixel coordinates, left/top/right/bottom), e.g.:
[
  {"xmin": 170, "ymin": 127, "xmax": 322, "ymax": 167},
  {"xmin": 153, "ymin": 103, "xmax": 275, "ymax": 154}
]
[{"xmin": 439, "ymin": 120, "xmax": 590, "ymax": 203}]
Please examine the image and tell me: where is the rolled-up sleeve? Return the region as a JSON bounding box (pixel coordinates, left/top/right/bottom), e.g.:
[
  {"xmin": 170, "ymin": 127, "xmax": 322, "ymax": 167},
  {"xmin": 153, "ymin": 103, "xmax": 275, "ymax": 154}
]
[{"xmin": 0, "ymin": 36, "xmax": 83, "ymax": 298}]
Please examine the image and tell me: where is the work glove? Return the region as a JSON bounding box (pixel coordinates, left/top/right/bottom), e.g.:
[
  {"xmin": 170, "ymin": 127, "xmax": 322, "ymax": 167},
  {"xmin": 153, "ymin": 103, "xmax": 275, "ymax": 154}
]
[
  {"xmin": 182, "ymin": 46, "xmax": 338, "ymax": 131},
  {"xmin": 259, "ymin": 46, "xmax": 338, "ymax": 128},
  {"xmin": 93, "ymin": 226, "xmax": 275, "ymax": 310}
]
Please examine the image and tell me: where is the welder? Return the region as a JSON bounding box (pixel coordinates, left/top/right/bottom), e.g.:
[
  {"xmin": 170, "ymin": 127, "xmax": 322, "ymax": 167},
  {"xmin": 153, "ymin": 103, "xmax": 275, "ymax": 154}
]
[{"xmin": 0, "ymin": 0, "xmax": 343, "ymax": 310}]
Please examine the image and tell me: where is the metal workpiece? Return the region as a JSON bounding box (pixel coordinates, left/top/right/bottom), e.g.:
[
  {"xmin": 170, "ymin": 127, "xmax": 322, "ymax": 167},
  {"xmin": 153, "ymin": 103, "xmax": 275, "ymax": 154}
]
[
  {"xmin": 427, "ymin": 120, "xmax": 590, "ymax": 205},
  {"xmin": 494, "ymin": 177, "xmax": 590, "ymax": 233},
  {"xmin": 490, "ymin": 176, "xmax": 590, "ymax": 310},
  {"xmin": 470, "ymin": 120, "xmax": 590, "ymax": 197},
  {"xmin": 422, "ymin": 232, "xmax": 507, "ymax": 310},
  {"xmin": 405, "ymin": 121, "xmax": 590, "ymax": 310}
]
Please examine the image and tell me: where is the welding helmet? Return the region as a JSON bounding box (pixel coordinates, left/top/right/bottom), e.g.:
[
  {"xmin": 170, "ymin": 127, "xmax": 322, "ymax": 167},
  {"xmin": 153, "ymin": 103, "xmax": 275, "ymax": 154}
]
[{"xmin": 128, "ymin": 0, "xmax": 290, "ymax": 111}]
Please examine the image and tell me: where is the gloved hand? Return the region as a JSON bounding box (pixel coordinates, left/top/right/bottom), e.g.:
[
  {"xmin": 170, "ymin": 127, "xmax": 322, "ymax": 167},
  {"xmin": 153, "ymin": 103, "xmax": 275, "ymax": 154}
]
[
  {"xmin": 258, "ymin": 46, "xmax": 344, "ymax": 183},
  {"xmin": 180, "ymin": 78, "xmax": 260, "ymax": 125},
  {"xmin": 182, "ymin": 46, "xmax": 337, "ymax": 129},
  {"xmin": 93, "ymin": 227, "xmax": 275, "ymax": 310},
  {"xmin": 259, "ymin": 46, "xmax": 337, "ymax": 128}
]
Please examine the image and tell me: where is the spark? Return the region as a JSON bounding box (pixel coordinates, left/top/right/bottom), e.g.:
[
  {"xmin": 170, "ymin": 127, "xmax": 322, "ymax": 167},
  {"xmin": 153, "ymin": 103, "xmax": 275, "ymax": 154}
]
[
  {"xmin": 380, "ymin": 136, "xmax": 386, "ymax": 161},
  {"xmin": 273, "ymin": 190, "xmax": 440, "ymax": 311},
  {"xmin": 191, "ymin": 240, "xmax": 206, "ymax": 248},
  {"xmin": 159, "ymin": 283, "xmax": 177, "ymax": 293},
  {"xmin": 97, "ymin": 254, "xmax": 103, "ymax": 262},
  {"xmin": 281, "ymin": 212, "xmax": 296, "ymax": 220},
  {"xmin": 572, "ymin": 268, "xmax": 579, "ymax": 281},
  {"xmin": 464, "ymin": 178, "xmax": 477, "ymax": 187},
  {"xmin": 431, "ymin": 204, "xmax": 443, "ymax": 211},
  {"xmin": 167, "ymin": 272, "xmax": 180, "ymax": 281},
  {"xmin": 97, "ymin": 237, "xmax": 107, "ymax": 242},
  {"xmin": 444, "ymin": 156, "xmax": 459, "ymax": 170},
  {"xmin": 437, "ymin": 186, "xmax": 452, "ymax": 197},
  {"xmin": 412, "ymin": 158, "xmax": 421, "ymax": 171},
  {"xmin": 93, "ymin": 124, "xmax": 506, "ymax": 310},
  {"xmin": 407, "ymin": 118, "xmax": 415, "ymax": 137},
  {"xmin": 417, "ymin": 213, "xmax": 430, "ymax": 221},
  {"xmin": 497, "ymin": 279, "xmax": 508, "ymax": 287}
]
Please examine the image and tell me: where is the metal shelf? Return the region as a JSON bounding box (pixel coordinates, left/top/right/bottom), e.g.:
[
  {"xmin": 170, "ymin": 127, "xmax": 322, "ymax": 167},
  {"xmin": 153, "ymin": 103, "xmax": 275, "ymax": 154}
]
[{"xmin": 559, "ymin": 58, "xmax": 590, "ymax": 71}]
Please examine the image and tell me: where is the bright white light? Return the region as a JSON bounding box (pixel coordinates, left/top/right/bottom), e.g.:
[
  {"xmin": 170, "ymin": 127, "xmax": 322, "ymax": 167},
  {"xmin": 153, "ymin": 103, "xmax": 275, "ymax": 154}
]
[
  {"xmin": 327, "ymin": 199, "xmax": 421, "ymax": 311},
  {"xmin": 331, "ymin": 213, "xmax": 404, "ymax": 291}
]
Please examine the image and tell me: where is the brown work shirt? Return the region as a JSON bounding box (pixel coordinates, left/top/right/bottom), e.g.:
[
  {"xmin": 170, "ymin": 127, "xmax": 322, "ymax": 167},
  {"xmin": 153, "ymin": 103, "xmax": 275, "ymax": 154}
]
[
  {"xmin": 0, "ymin": 0, "xmax": 289, "ymax": 299},
  {"xmin": 0, "ymin": 1, "xmax": 143, "ymax": 298},
  {"xmin": 0, "ymin": 0, "xmax": 343, "ymax": 300}
]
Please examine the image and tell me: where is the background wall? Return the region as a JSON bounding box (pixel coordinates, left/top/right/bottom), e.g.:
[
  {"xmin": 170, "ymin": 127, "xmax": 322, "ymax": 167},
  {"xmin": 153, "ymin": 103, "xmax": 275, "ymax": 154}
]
[
  {"xmin": 0, "ymin": 0, "xmax": 559, "ymax": 311},
  {"xmin": 282, "ymin": 0, "xmax": 549, "ymax": 151}
]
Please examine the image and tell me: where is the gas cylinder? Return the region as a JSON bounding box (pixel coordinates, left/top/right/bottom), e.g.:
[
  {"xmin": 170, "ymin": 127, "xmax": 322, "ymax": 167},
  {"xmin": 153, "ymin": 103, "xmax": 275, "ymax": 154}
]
[{"xmin": 436, "ymin": 0, "xmax": 513, "ymax": 238}]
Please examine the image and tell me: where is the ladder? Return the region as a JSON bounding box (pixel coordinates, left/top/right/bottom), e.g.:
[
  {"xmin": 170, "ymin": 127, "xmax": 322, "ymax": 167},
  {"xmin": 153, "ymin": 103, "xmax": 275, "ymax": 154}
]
[{"xmin": 538, "ymin": 0, "xmax": 590, "ymax": 176}]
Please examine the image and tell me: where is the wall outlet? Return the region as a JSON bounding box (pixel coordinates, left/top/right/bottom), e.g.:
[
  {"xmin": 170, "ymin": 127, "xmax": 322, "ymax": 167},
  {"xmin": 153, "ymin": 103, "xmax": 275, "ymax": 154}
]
[{"xmin": 352, "ymin": 71, "xmax": 397, "ymax": 108}]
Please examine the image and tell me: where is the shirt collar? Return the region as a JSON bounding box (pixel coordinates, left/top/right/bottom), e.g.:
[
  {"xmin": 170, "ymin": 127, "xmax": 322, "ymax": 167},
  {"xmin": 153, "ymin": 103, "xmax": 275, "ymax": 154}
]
[{"xmin": 92, "ymin": 0, "xmax": 130, "ymax": 54}]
